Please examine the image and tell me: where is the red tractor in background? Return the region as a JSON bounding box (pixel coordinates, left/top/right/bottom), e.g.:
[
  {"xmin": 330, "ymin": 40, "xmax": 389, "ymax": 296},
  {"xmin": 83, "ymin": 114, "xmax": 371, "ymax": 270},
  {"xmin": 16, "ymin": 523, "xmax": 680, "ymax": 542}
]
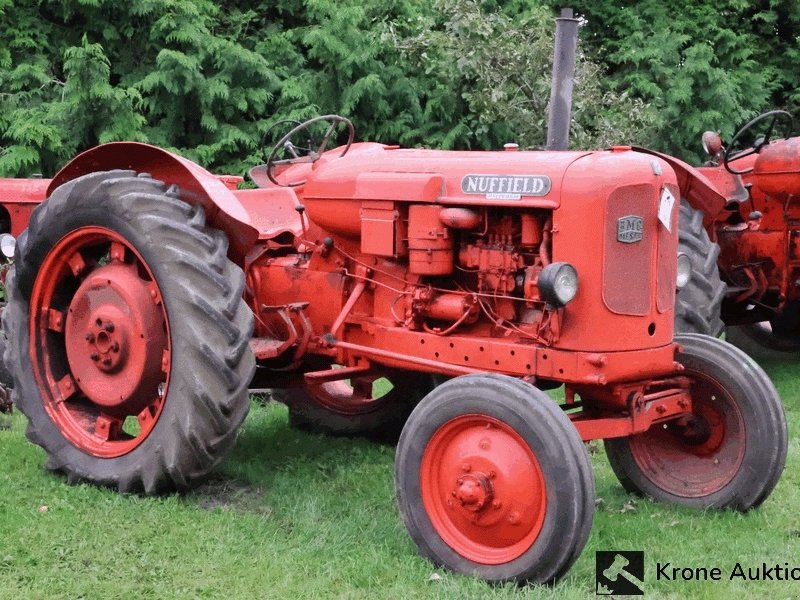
[
  {"xmin": 0, "ymin": 115, "xmax": 787, "ymax": 584},
  {"xmin": 653, "ymin": 110, "xmax": 800, "ymax": 352}
]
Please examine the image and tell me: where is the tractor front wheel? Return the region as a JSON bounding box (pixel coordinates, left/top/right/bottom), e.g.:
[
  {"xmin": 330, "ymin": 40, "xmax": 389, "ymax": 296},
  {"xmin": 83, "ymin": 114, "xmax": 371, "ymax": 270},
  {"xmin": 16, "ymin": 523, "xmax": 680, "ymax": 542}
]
[
  {"xmin": 4, "ymin": 170, "xmax": 255, "ymax": 493},
  {"xmin": 395, "ymin": 374, "xmax": 594, "ymax": 584},
  {"xmin": 605, "ymin": 333, "xmax": 787, "ymax": 510}
]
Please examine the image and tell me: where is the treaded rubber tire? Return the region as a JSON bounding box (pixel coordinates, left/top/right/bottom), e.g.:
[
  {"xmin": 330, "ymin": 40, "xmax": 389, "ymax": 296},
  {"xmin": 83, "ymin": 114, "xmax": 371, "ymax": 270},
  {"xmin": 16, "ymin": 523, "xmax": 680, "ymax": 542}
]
[
  {"xmin": 395, "ymin": 374, "xmax": 594, "ymax": 584},
  {"xmin": 0, "ymin": 324, "xmax": 12, "ymax": 388},
  {"xmin": 675, "ymin": 200, "xmax": 726, "ymax": 337},
  {"xmin": 284, "ymin": 371, "xmax": 436, "ymax": 440},
  {"xmin": 604, "ymin": 333, "xmax": 787, "ymax": 511},
  {"xmin": 725, "ymin": 301, "xmax": 800, "ymax": 358},
  {"xmin": 3, "ymin": 170, "xmax": 255, "ymax": 493}
]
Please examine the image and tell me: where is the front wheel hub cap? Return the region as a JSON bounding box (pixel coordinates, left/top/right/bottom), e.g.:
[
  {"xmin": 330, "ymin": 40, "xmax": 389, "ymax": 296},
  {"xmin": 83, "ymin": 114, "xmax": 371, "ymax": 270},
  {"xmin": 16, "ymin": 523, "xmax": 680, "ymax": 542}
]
[{"xmin": 65, "ymin": 262, "xmax": 167, "ymax": 413}]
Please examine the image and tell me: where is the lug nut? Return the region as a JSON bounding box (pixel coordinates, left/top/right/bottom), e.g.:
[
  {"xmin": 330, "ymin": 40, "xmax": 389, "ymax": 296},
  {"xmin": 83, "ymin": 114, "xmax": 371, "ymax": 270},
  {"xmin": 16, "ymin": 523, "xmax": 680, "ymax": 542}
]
[
  {"xmin": 111, "ymin": 342, "xmax": 120, "ymax": 353},
  {"xmin": 85, "ymin": 332, "xmax": 95, "ymax": 342},
  {"xmin": 90, "ymin": 353, "xmax": 100, "ymax": 361},
  {"xmin": 102, "ymin": 357, "xmax": 112, "ymax": 366},
  {"xmin": 104, "ymin": 322, "xmax": 115, "ymax": 332}
]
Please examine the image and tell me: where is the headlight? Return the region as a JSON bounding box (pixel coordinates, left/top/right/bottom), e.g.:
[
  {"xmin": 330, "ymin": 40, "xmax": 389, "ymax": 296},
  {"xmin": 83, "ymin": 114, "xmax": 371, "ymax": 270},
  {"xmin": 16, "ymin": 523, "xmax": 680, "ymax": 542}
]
[
  {"xmin": 0, "ymin": 233, "xmax": 16, "ymax": 259},
  {"xmin": 676, "ymin": 253, "xmax": 692, "ymax": 289},
  {"xmin": 539, "ymin": 262, "xmax": 578, "ymax": 307}
]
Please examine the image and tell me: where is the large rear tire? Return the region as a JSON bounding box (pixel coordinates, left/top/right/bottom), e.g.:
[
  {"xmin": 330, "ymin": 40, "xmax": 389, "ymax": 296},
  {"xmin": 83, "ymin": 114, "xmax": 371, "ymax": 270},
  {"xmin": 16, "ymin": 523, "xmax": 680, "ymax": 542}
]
[
  {"xmin": 605, "ymin": 334, "xmax": 787, "ymax": 510},
  {"xmin": 283, "ymin": 370, "xmax": 436, "ymax": 440},
  {"xmin": 675, "ymin": 200, "xmax": 726, "ymax": 336},
  {"xmin": 4, "ymin": 170, "xmax": 255, "ymax": 493},
  {"xmin": 725, "ymin": 301, "xmax": 800, "ymax": 358},
  {"xmin": 395, "ymin": 374, "xmax": 594, "ymax": 584}
]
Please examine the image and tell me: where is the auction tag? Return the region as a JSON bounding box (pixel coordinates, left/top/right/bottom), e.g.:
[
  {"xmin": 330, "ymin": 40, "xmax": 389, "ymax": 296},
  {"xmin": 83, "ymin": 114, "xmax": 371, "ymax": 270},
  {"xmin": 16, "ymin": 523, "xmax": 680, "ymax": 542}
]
[{"xmin": 658, "ymin": 186, "xmax": 676, "ymax": 232}]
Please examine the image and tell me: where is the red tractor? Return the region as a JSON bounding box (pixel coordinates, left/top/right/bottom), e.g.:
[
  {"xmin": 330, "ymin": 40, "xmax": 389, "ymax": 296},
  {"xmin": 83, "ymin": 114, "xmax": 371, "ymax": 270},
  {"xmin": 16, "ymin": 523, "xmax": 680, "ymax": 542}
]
[
  {"xmin": 0, "ymin": 116, "xmax": 787, "ymax": 584},
  {"xmin": 650, "ymin": 110, "xmax": 800, "ymax": 352}
]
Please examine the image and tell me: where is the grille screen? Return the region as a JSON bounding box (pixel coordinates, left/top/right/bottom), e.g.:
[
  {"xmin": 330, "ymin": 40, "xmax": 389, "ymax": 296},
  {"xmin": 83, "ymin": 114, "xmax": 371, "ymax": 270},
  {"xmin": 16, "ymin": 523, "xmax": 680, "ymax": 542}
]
[{"xmin": 603, "ymin": 184, "xmax": 655, "ymax": 315}]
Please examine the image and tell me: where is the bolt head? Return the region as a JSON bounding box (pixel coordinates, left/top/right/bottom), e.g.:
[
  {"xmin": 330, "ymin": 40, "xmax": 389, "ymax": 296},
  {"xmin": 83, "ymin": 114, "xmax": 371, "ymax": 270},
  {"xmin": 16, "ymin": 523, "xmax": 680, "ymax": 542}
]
[
  {"xmin": 90, "ymin": 353, "xmax": 100, "ymax": 361},
  {"xmin": 85, "ymin": 332, "xmax": 95, "ymax": 342},
  {"xmin": 104, "ymin": 322, "xmax": 115, "ymax": 332},
  {"xmin": 102, "ymin": 357, "xmax": 112, "ymax": 366},
  {"xmin": 460, "ymin": 463, "xmax": 471, "ymax": 473}
]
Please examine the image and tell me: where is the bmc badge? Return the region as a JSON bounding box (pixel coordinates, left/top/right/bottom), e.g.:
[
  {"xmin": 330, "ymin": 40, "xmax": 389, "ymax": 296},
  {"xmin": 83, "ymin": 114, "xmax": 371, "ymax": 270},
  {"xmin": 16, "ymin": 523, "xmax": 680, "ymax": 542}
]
[
  {"xmin": 461, "ymin": 174, "xmax": 551, "ymax": 200},
  {"xmin": 617, "ymin": 215, "xmax": 644, "ymax": 243}
]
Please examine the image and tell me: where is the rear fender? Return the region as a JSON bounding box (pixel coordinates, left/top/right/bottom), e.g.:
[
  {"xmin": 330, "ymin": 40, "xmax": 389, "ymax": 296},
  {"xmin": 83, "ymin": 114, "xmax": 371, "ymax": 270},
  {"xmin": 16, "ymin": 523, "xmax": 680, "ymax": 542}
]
[
  {"xmin": 0, "ymin": 178, "xmax": 50, "ymax": 236},
  {"xmin": 48, "ymin": 142, "xmax": 258, "ymax": 263},
  {"xmin": 632, "ymin": 147, "xmax": 743, "ymax": 227}
]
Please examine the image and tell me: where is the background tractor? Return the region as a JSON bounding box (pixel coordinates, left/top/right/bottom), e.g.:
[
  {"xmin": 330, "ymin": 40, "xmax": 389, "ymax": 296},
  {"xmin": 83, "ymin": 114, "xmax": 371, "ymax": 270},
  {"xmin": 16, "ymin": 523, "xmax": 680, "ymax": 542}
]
[
  {"xmin": 663, "ymin": 110, "xmax": 800, "ymax": 354},
  {"xmin": 0, "ymin": 114, "xmax": 787, "ymax": 584}
]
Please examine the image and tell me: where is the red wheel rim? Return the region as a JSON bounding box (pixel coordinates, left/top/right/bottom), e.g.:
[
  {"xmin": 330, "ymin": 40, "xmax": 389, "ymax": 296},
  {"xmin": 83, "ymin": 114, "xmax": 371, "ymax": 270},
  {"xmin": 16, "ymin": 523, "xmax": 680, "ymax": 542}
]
[
  {"xmin": 29, "ymin": 226, "xmax": 171, "ymax": 458},
  {"xmin": 628, "ymin": 370, "xmax": 745, "ymax": 497},
  {"xmin": 420, "ymin": 415, "xmax": 547, "ymax": 565}
]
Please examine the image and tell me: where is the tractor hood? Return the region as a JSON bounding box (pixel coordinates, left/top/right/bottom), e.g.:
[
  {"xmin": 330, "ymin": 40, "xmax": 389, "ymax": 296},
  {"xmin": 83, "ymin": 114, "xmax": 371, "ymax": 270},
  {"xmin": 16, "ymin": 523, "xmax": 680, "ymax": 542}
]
[{"xmin": 302, "ymin": 142, "xmax": 591, "ymax": 210}]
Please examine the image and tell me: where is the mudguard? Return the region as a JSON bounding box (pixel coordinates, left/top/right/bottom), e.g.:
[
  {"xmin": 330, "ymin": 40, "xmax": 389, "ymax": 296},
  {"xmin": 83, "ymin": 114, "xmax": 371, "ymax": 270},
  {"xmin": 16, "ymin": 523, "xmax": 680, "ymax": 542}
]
[{"xmin": 48, "ymin": 142, "xmax": 259, "ymax": 262}]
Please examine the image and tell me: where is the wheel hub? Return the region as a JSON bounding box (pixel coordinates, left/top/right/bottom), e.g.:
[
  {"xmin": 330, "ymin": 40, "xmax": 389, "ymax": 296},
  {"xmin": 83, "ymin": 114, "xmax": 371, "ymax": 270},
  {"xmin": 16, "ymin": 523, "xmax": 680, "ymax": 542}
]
[
  {"xmin": 85, "ymin": 318, "xmax": 125, "ymax": 372},
  {"xmin": 674, "ymin": 413, "xmax": 712, "ymax": 446},
  {"xmin": 453, "ymin": 473, "xmax": 494, "ymax": 511},
  {"xmin": 65, "ymin": 262, "xmax": 167, "ymax": 413}
]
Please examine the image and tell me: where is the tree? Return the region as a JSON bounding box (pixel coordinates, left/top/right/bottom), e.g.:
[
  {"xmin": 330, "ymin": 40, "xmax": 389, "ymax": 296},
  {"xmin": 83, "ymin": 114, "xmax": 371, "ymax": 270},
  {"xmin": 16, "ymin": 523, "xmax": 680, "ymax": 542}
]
[{"xmin": 552, "ymin": 0, "xmax": 799, "ymax": 162}]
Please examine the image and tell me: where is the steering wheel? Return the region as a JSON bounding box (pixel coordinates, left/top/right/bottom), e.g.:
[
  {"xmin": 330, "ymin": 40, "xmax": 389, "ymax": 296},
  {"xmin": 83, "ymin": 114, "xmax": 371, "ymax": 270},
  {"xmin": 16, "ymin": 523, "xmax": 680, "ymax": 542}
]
[
  {"xmin": 265, "ymin": 115, "xmax": 355, "ymax": 187},
  {"xmin": 723, "ymin": 110, "xmax": 794, "ymax": 174}
]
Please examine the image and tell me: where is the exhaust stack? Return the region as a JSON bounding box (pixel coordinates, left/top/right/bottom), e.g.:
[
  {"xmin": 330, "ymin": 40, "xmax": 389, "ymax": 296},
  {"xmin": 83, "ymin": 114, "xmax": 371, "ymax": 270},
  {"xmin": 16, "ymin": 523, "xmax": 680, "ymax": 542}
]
[{"xmin": 546, "ymin": 8, "xmax": 579, "ymax": 150}]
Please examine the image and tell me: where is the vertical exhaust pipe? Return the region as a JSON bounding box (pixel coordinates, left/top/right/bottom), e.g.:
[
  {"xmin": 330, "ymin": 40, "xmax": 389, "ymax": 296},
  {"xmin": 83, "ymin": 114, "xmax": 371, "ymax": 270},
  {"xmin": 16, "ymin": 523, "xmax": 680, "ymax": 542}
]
[{"xmin": 546, "ymin": 8, "xmax": 579, "ymax": 150}]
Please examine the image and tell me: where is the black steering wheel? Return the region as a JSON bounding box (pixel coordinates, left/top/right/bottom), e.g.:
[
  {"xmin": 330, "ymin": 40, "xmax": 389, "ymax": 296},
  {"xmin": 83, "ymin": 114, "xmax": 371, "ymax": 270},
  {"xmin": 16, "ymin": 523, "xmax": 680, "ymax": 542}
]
[
  {"xmin": 265, "ymin": 115, "xmax": 355, "ymax": 187},
  {"xmin": 723, "ymin": 110, "xmax": 794, "ymax": 175}
]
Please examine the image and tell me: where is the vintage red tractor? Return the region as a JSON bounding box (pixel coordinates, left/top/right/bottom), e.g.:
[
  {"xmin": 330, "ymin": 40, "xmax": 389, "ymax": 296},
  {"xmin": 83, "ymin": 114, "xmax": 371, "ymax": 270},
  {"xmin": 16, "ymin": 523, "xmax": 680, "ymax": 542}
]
[
  {"xmin": 0, "ymin": 116, "xmax": 788, "ymax": 584},
  {"xmin": 654, "ymin": 110, "xmax": 800, "ymax": 353}
]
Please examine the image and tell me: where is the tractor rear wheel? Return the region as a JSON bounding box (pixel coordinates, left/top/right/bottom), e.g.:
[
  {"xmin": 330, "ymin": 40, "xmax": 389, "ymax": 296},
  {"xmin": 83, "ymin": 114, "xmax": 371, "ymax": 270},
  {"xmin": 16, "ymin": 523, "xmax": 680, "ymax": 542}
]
[
  {"xmin": 0, "ymin": 327, "xmax": 12, "ymax": 388},
  {"xmin": 604, "ymin": 334, "xmax": 787, "ymax": 510},
  {"xmin": 675, "ymin": 200, "xmax": 726, "ymax": 337},
  {"xmin": 395, "ymin": 374, "xmax": 594, "ymax": 584},
  {"xmin": 3, "ymin": 170, "xmax": 255, "ymax": 493},
  {"xmin": 725, "ymin": 301, "xmax": 800, "ymax": 357},
  {"xmin": 283, "ymin": 370, "xmax": 435, "ymax": 440}
]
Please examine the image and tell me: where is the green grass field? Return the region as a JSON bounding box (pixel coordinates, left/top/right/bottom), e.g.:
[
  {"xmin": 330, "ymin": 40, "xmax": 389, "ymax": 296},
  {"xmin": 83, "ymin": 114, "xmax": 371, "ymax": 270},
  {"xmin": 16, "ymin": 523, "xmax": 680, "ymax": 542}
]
[{"xmin": 0, "ymin": 358, "xmax": 798, "ymax": 599}]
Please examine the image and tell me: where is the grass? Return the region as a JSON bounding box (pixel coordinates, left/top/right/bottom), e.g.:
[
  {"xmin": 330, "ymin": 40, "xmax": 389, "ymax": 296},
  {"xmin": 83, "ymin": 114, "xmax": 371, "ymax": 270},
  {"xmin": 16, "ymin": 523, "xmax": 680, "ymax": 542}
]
[{"xmin": 0, "ymin": 359, "xmax": 798, "ymax": 599}]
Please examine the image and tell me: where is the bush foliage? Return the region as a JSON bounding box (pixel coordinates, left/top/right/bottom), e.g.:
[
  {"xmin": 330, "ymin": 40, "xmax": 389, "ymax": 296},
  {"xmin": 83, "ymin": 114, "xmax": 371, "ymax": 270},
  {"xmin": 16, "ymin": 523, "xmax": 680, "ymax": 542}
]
[{"xmin": 0, "ymin": 0, "xmax": 797, "ymax": 176}]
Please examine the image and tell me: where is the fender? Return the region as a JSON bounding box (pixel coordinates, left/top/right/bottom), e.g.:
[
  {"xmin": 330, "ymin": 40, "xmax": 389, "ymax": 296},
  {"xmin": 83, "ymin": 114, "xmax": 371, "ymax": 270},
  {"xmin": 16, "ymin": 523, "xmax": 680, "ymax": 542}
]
[
  {"xmin": 48, "ymin": 142, "xmax": 259, "ymax": 262},
  {"xmin": 0, "ymin": 178, "xmax": 51, "ymax": 236},
  {"xmin": 632, "ymin": 147, "xmax": 746, "ymax": 227}
]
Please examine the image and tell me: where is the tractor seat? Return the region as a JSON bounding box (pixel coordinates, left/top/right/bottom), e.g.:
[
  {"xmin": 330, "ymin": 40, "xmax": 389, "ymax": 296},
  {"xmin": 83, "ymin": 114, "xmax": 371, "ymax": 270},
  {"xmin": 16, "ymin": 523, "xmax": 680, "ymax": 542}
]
[{"xmin": 234, "ymin": 185, "xmax": 305, "ymax": 241}]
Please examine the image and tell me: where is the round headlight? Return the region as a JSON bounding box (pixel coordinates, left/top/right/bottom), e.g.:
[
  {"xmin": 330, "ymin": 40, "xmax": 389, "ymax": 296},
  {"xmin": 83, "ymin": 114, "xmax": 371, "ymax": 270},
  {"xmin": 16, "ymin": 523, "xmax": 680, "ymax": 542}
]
[
  {"xmin": 539, "ymin": 262, "xmax": 578, "ymax": 307},
  {"xmin": 676, "ymin": 252, "xmax": 692, "ymax": 289},
  {"xmin": 0, "ymin": 233, "xmax": 16, "ymax": 259}
]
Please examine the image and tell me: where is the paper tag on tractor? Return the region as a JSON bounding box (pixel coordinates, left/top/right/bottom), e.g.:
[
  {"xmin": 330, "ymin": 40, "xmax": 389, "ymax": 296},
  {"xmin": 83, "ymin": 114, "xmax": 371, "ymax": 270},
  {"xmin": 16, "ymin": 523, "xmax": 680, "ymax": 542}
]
[{"xmin": 658, "ymin": 186, "xmax": 676, "ymax": 232}]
